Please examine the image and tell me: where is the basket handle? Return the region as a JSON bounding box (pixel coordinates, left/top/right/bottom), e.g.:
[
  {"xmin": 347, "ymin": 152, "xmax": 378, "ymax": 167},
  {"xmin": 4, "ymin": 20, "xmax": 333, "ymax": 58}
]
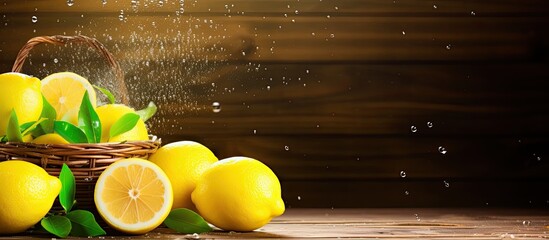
[{"xmin": 12, "ymin": 35, "xmax": 129, "ymax": 104}]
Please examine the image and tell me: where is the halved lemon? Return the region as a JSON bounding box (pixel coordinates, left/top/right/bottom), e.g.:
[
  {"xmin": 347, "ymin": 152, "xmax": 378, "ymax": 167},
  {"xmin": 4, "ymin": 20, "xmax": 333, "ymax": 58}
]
[
  {"xmin": 41, "ymin": 72, "xmax": 96, "ymax": 125},
  {"xmin": 94, "ymin": 158, "xmax": 173, "ymax": 234}
]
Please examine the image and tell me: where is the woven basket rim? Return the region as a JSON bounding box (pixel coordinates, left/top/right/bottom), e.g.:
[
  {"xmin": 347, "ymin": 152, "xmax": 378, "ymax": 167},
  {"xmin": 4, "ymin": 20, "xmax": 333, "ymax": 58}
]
[{"xmin": 0, "ymin": 135, "xmax": 160, "ymax": 148}]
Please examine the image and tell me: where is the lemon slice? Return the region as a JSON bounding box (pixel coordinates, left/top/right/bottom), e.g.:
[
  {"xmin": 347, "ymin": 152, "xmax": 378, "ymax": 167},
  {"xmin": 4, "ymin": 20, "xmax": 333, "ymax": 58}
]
[
  {"xmin": 94, "ymin": 158, "xmax": 173, "ymax": 234},
  {"xmin": 41, "ymin": 72, "xmax": 96, "ymax": 125}
]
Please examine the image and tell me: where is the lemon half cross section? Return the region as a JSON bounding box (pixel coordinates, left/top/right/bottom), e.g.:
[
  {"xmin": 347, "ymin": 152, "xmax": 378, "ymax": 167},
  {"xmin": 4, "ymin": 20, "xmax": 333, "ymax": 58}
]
[
  {"xmin": 94, "ymin": 158, "xmax": 173, "ymax": 234},
  {"xmin": 41, "ymin": 72, "xmax": 96, "ymax": 125}
]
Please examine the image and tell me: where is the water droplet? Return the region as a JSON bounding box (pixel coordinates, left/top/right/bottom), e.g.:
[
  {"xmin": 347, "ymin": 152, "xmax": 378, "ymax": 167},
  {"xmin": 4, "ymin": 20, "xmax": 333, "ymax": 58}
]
[
  {"xmin": 537, "ymin": 156, "xmax": 541, "ymax": 161},
  {"xmin": 446, "ymin": 44, "xmax": 452, "ymax": 50},
  {"xmin": 253, "ymin": 129, "xmax": 257, "ymax": 134},
  {"xmin": 433, "ymin": 4, "xmax": 437, "ymax": 9},
  {"xmin": 402, "ymin": 30, "xmax": 406, "ymax": 35},
  {"xmin": 305, "ymin": 69, "xmax": 310, "ymax": 74},
  {"xmin": 470, "ymin": 11, "xmax": 476, "ymax": 16},
  {"xmin": 415, "ymin": 213, "xmax": 421, "ymax": 221},
  {"xmin": 400, "ymin": 171, "xmax": 407, "ymax": 178},
  {"xmin": 410, "ymin": 125, "xmax": 417, "ymax": 133},
  {"xmin": 267, "ymin": 85, "xmax": 271, "ymax": 90},
  {"xmin": 158, "ymin": 0, "xmax": 164, "ymax": 7},
  {"xmin": 31, "ymin": 16, "xmax": 38, "ymax": 23},
  {"xmin": 329, "ymin": 33, "xmax": 335, "ymax": 38},
  {"xmin": 443, "ymin": 180, "xmax": 450, "ymax": 188},
  {"xmin": 404, "ymin": 190, "xmax": 410, "ymax": 195},
  {"xmin": 522, "ymin": 220, "xmax": 531, "ymax": 226},
  {"xmin": 84, "ymin": 177, "xmax": 93, "ymax": 182},
  {"xmin": 326, "ymin": 15, "xmax": 331, "ymax": 19},
  {"xmin": 297, "ymin": 196, "xmax": 301, "ymax": 200},
  {"xmin": 102, "ymin": 0, "xmax": 107, "ymax": 5},
  {"xmin": 438, "ymin": 146, "xmax": 447, "ymax": 155},
  {"xmin": 284, "ymin": 145, "xmax": 290, "ymax": 151},
  {"xmin": 53, "ymin": 58, "xmax": 58, "ymax": 63},
  {"xmin": 67, "ymin": 0, "xmax": 74, "ymax": 7},
  {"xmin": 295, "ymin": 10, "xmax": 299, "ymax": 14},
  {"xmin": 427, "ymin": 121, "xmax": 433, "ymax": 128},
  {"xmin": 118, "ymin": 10, "xmax": 125, "ymax": 21},
  {"xmin": 212, "ymin": 102, "xmax": 221, "ymax": 113}
]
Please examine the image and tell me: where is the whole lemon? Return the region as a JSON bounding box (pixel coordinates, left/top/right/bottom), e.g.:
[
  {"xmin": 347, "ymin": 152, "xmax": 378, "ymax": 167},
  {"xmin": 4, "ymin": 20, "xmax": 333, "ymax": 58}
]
[
  {"xmin": 0, "ymin": 160, "xmax": 61, "ymax": 234},
  {"xmin": 95, "ymin": 104, "xmax": 149, "ymax": 142},
  {"xmin": 0, "ymin": 72, "xmax": 43, "ymax": 136},
  {"xmin": 149, "ymin": 141, "xmax": 218, "ymax": 210},
  {"xmin": 191, "ymin": 157, "xmax": 285, "ymax": 231},
  {"xmin": 31, "ymin": 133, "xmax": 69, "ymax": 144}
]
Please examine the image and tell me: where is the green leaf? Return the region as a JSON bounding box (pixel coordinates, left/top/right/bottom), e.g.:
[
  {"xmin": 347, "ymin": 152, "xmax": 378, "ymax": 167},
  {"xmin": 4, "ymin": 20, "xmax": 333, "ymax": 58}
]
[
  {"xmin": 109, "ymin": 113, "xmax": 140, "ymax": 138},
  {"xmin": 41, "ymin": 215, "xmax": 72, "ymax": 238},
  {"xmin": 20, "ymin": 118, "xmax": 47, "ymax": 137},
  {"xmin": 6, "ymin": 109, "xmax": 23, "ymax": 142},
  {"xmin": 38, "ymin": 95, "xmax": 57, "ymax": 134},
  {"xmin": 93, "ymin": 85, "xmax": 116, "ymax": 104},
  {"xmin": 59, "ymin": 164, "xmax": 76, "ymax": 213},
  {"xmin": 66, "ymin": 210, "xmax": 106, "ymax": 237},
  {"xmin": 53, "ymin": 121, "xmax": 88, "ymax": 143},
  {"xmin": 78, "ymin": 91, "xmax": 101, "ymax": 143},
  {"xmin": 136, "ymin": 101, "xmax": 157, "ymax": 122},
  {"xmin": 164, "ymin": 208, "xmax": 212, "ymax": 234}
]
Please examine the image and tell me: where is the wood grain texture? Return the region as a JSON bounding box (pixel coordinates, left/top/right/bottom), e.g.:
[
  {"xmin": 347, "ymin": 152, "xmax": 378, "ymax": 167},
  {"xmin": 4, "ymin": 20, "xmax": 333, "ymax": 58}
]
[
  {"xmin": 0, "ymin": 0, "xmax": 548, "ymax": 207},
  {"xmin": 15, "ymin": 209, "xmax": 548, "ymax": 239}
]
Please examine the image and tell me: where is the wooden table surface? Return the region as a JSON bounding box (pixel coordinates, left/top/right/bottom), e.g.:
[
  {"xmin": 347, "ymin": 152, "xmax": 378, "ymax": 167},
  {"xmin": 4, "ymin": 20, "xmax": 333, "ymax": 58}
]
[
  {"xmin": 155, "ymin": 208, "xmax": 548, "ymax": 239},
  {"xmin": 8, "ymin": 208, "xmax": 545, "ymax": 239}
]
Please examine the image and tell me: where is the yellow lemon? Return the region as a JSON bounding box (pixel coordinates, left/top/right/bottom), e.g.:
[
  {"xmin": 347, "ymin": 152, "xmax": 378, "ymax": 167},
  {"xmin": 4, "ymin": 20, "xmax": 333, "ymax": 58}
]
[
  {"xmin": 96, "ymin": 104, "xmax": 149, "ymax": 142},
  {"xmin": 191, "ymin": 157, "xmax": 285, "ymax": 231},
  {"xmin": 0, "ymin": 160, "xmax": 61, "ymax": 234},
  {"xmin": 31, "ymin": 133, "xmax": 69, "ymax": 144},
  {"xmin": 94, "ymin": 158, "xmax": 173, "ymax": 234},
  {"xmin": 41, "ymin": 72, "xmax": 96, "ymax": 125},
  {"xmin": 148, "ymin": 141, "xmax": 218, "ymax": 210},
  {"xmin": 0, "ymin": 72, "xmax": 42, "ymax": 136}
]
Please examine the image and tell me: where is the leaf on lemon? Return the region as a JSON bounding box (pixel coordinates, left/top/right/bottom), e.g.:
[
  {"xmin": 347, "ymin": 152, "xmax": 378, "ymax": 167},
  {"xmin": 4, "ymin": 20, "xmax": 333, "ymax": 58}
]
[
  {"xmin": 7, "ymin": 109, "xmax": 23, "ymax": 142},
  {"xmin": 109, "ymin": 113, "xmax": 140, "ymax": 138},
  {"xmin": 59, "ymin": 163, "xmax": 76, "ymax": 213},
  {"xmin": 78, "ymin": 91, "xmax": 101, "ymax": 143},
  {"xmin": 54, "ymin": 121, "xmax": 88, "ymax": 143},
  {"xmin": 66, "ymin": 210, "xmax": 106, "ymax": 237},
  {"xmin": 93, "ymin": 85, "xmax": 116, "ymax": 104},
  {"xmin": 38, "ymin": 95, "xmax": 57, "ymax": 134},
  {"xmin": 136, "ymin": 101, "xmax": 157, "ymax": 122},
  {"xmin": 41, "ymin": 215, "xmax": 72, "ymax": 238},
  {"xmin": 164, "ymin": 208, "xmax": 212, "ymax": 234}
]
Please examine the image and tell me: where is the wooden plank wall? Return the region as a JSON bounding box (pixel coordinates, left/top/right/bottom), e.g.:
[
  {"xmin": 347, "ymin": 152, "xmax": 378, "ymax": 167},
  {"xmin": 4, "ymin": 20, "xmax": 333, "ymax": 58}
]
[{"xmin": 1, "ymin": 0, "xmax": 548, "ymax": 208}]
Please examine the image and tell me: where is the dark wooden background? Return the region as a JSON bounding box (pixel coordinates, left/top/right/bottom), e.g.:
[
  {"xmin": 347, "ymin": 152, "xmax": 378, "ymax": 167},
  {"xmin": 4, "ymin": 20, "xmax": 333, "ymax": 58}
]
[{"xmin": 1, "ymin": 0, "xmax": 548, "ymax": 208}]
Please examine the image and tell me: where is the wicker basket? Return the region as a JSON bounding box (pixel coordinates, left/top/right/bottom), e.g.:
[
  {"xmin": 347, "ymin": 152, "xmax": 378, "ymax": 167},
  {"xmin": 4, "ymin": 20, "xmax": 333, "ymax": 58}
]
[{"xmin": 0, "ymin": 35, "xmax": 161, "ymax": 211}]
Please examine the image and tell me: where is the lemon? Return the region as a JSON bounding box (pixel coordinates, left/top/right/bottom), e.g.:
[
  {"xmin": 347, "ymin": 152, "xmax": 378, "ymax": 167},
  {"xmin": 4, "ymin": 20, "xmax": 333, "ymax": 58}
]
[
  {"xmin": 0, "ymin": 72, "xmax": 43, "ymax": 136},
  {"xmin": 41, "ymin": 72, "xmax": 96, "ymax": 125},
  {"xmin": 191, "ymin": 157, "xmax": 285, "ymax": 231},
  {"xmin": 94, "ymin": 158, "xmax": 173, "ymax": 234},
  {"xmin": 148, "ymin": 141, "xmax": 218, "ymax": 210},
  {"xmin": 96, "ymin": 104, "xmax": 149, "ymax": 142},
  {"xmin": 31, "ymin": 133, "xmax": 69, "ymax": 144},
  {"xmin": 0, "ymin": 160, "xmax": 61, "ymax": 234}
]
